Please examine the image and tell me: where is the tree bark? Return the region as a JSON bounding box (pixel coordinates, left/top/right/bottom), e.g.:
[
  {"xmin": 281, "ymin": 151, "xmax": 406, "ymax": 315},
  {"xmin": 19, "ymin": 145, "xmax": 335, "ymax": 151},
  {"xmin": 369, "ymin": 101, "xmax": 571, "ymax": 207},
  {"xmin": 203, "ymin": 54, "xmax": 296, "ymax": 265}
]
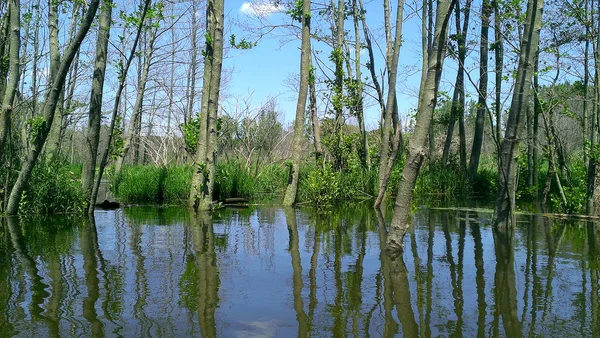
[
  {"xmin": 309, "ymin": 51, "xmax": 323, "ymax": 167},
  {"xmin": 189, "ymin": 0, "xmax": 224, "ymax": 211},
  {"xmin": 282, "ymin": 0, "xmax": 310, "ymax": 206},
  {"xmin": 82, "ymin": 0, "xmax": 112, "ymax": 207},
  {"xmin": 184, "ymin": 0, "xmax": 199, "ymax": 126},
  {"xmin": 90, "ymin": 0, "xmax": 152, "ymax": 211},
  {"xmin": 386, "ymin": 0, "xmax": 456, "ymax": 254},
  {"xmin": 6, "ymin": 0, "xmax": 100, "ymax": 215},
  {"xmin": 0, "ymin": 0, "xmax": 20, "ymax": 155},
  {"xmin": 494, "ymin": 0, "xmax": 504, "ymax": 141},
  {"xmin": 353, "ymin": 0, "xmax": 370, "ymax": 168},
  {"xmin": 374, "ymin": 0, "xmax": 404, "ymax": 209},
  {"xmin": 493, "ymin": 0, "xmax": 544, "ymax": 228},
  {"xmin": 468, "ymin": 0, "xmax": 491, "ymax": 177}
]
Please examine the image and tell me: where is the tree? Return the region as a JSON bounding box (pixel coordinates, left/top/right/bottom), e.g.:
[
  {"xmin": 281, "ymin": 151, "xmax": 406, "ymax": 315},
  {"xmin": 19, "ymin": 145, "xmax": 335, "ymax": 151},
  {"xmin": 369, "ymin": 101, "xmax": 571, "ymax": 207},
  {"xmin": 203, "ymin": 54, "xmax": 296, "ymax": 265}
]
[
  {"xmin": 374, "ymin": 0, "xmax": 405, "ymax": 209},
  {"xmin": 82, "ymin": 0, "xmax": 113, "ymax": 210},
  {"xmin": 189, "ymin": 0, "xmax": 225, "ymax": 211},
  {"xmin": 5, "ymin": 0, "xmax": 101, "ymax": 215},
  {"xmin": 442, "ymin": 0, "xmax": 472, "ymax": 171},
  {"xmin": 493, "ymin": 0, "xmax": 544, "ymax": 228},
  {"xmin": 468, "ymin": 0, "xmax": 492, "ymax": 177},
  {"xmin": 90, "ymin": 0, "xmax": 153, "ymax": 210},
  {"xmin": 114, "ymin": 6, "xmax": 163, "ymax": 176},
  {"xmin": 0, "ymin": 0, "xmax": 20, "ymax": 155},
  {"xmin": 282, "ymin": 0, "xmax": 311, "ymax": 206},
  {"xmin": 386, "ymin": 0, "xmax": 456, "ymax": 254}
]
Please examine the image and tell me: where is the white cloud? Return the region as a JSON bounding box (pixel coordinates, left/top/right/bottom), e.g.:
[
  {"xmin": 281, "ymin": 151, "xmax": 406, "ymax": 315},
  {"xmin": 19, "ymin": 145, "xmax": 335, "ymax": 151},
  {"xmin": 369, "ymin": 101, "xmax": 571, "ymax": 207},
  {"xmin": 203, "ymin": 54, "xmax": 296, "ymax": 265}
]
[{"xmin": 239, "ymin": 1, "xmax": 285, "ymax": 17}]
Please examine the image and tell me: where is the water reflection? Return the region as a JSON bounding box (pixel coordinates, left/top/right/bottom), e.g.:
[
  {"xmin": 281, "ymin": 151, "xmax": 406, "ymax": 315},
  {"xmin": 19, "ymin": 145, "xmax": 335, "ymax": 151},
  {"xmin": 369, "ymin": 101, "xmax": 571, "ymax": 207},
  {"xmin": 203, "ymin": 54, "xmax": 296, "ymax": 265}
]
[{"xmin": 0, "ymin": 206, "xmax": 599, "ymax": 336}]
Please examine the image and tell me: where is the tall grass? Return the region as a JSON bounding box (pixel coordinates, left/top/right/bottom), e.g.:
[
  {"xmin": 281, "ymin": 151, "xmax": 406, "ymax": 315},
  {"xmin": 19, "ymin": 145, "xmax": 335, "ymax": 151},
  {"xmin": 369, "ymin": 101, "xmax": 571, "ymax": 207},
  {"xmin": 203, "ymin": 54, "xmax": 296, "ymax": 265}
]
[
  {"xmin": 19, "ymin": 159, "xmax": 86, "ymax": 214},
  {"xmin": 113, "ymin": 161, "xmax": 289, "ymax": 204},
  {"xmin": 112, "ymin": 158, "xmax": 501, "ymax": 207}
]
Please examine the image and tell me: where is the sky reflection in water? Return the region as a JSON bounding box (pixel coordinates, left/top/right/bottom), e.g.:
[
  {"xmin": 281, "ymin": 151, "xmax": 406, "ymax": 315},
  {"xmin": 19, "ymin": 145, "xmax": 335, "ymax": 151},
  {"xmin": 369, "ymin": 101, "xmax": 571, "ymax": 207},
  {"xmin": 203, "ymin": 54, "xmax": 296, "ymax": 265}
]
[{"xmin": 0, "ymin": 205, "xmax": 598, "ymax": 337}]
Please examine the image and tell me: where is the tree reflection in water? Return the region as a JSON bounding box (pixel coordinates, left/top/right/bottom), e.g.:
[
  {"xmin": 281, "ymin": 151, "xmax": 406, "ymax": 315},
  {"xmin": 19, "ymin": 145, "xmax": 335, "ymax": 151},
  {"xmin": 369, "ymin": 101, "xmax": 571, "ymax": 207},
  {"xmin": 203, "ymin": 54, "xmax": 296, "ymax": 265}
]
[{"xmin": 0, "ymin": 206, "xmax": 598, "ymax": 336}]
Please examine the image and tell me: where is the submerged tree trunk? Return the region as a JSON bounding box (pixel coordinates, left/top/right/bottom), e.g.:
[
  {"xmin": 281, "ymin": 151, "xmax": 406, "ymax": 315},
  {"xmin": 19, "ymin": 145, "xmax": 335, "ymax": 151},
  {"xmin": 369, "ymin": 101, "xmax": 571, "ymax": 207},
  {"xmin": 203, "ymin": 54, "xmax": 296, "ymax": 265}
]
[
  {"xmin": 0, "ymin": 0, "xmax": 20, "ymax": 155},
  {"xmin": 468, "ymin": 0, "xmax": 491, "ymax": 178},
  {"xmin": 386, "ymin": 0, "xmax": 455, "ymax": 254},
  {"xmin": 374, "ymin": 0, "xmax": 405, "ymax": 209},
  {"xmin": 493, "ymin": 0, "xmax": 544, "ymax": 228},
  {"xmin": 282, "ymin": 0, "xmax": 311, "ymax": 206},
  {"xmin": 6, "ymin": 0, "xmax": 100, "ymax": 215},
  {"xmin": 189, "ymin": 0, "xmax": 224, "ymax": 211},
  {"xmin": 587, "ymin": 9, "xmax": 600, "ymax": 215},
  {"xmin": 82, "ymin": 0, "xmax": 112, "ymax": 207}
]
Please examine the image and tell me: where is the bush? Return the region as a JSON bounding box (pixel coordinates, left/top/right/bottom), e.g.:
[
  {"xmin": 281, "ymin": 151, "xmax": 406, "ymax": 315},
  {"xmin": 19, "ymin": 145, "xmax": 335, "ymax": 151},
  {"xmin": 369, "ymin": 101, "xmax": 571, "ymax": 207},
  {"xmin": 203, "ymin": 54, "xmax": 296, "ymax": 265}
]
[{"xmin": 19, "ymin": 160, "xmax": 85, "ymax": 214}]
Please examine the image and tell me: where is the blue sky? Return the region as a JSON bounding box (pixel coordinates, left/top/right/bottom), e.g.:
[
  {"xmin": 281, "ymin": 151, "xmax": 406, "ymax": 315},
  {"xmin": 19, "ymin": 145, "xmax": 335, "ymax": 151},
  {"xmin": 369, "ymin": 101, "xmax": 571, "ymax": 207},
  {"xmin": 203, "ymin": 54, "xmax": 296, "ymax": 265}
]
[{"xmin": 222, "ymin": 0, "xmax": 437, "ymax": 129}]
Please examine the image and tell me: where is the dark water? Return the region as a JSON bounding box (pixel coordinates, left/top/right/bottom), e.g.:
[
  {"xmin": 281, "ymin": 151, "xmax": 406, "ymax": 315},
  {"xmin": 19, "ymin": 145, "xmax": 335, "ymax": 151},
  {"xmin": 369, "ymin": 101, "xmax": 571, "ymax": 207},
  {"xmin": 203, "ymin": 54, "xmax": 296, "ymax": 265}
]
[{"xmin": 0, "ymin": 205, "xmax": 599, "ymax": 337}]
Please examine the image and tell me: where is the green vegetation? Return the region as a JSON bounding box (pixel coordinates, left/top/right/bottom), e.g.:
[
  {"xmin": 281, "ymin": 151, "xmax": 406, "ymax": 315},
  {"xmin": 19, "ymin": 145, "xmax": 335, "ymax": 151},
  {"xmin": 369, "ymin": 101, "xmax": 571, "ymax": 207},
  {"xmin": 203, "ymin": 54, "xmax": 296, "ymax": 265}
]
[{"xmin": 20, "ymin": 160, "xmax": 85, "ymax": 215}]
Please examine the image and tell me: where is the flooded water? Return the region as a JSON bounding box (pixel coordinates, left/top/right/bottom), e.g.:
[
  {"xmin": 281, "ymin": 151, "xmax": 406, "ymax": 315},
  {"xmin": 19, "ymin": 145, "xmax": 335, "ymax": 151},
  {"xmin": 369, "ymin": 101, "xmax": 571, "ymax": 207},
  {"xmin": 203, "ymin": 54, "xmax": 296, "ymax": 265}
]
[{"xmin": 0, "ymin": 205, "xmax": 599, "ymax": 337}]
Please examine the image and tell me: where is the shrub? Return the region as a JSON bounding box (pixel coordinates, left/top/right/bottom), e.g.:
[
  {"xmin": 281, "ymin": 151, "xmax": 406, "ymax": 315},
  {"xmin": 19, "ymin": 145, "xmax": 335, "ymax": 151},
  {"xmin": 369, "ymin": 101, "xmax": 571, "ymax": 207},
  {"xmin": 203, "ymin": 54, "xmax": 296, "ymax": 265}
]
[{"xmin": 19, "ymin": 160, "xmax": 85, "ymax": 214}]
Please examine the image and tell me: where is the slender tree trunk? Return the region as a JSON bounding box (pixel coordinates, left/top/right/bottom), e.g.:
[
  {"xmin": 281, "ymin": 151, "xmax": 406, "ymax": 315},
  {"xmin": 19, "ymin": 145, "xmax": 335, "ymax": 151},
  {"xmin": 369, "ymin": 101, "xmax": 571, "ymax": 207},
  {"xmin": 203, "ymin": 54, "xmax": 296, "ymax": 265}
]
[
  {"xmin": 90, "ymin": 0, "xmax": 151, "ymax": 211},
  {"xmin": 493, "ymin": 0, "xmax": 544, "ymax": 228},
  {"xmin": 0, "ymin": 0, "xmax": 20, "ymax": 154},
  {"xmin": 114, "ymin": 25, "xmax": 158, "ymax": 176},
  {"xmin": 386, "ymin": 0, "xmax": 456, "ymax": 254},
  {"xmin": 331, "ymin": 0, "xmax": 345, "ymax": 169},
  {"xmin": 6, "ymin": 0, "xmax": 100, "ymax": 215},
  {"xmin": 583, "ymin": 0, "xmax": 590, "ymax": 166},
  {"xmin": 185, "ymin": 0, "xmax": 199, "ymax": 126},
  {"xmin": 374, "ymin": 0, "xmax": 405, "ymax": 209},
  {"xmin": 82, "ymin": 0, "xmax": 112, "ymax": 207},
  {"xmin": 309, "ymin": 51, "xmax": 323, "ymax": 167},
  {"xmin": 189, "ymin": 0, "xmax": 224, "ymax": 211},
  {"xmin": 282, "ymin": 0, "xmax": 311, "ymax": 206},
  {"xmin": 468, "ymin": 0, "xmax": 491, "ymax": 177},
  {"xmin": 457, "ymin": 0, "xmax": 471, "ymax": 173},
  {"xmin": 353, "ymin": 0, "xmax": 370, "ymax": 168},
  {"xmin": 587, "ymin": 14, "xmax": 600, "ymax": 215},
  {"xmin": 442, "ymin": 0, "xmax": 471, "ymax": 171},
  {"xmin": 494, "ymin": 0, "xmax": 503, "ymax": 141},
  {"xmin": 359, "ymin": 0, "xmax": 385, "ymax": 116}
]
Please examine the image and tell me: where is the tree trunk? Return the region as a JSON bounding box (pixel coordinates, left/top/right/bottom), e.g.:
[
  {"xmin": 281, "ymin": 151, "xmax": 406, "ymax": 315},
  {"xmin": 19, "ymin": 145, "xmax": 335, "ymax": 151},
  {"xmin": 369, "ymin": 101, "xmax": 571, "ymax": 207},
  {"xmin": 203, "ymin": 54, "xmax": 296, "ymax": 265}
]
[
  {"xmin": 6, "ymin": 0, "xmax": 100, "ymax": 215},
  {"xmin": 0, "ymin": 0, "xmax": 20, "ymax": 155},
  {"xmin": 494, "ymin": 0, "xmax": 504, "ymax": 141},
  {"xmin": 353, "ymin": 0, "xmax": 369, "ymax": 168},
  {"xmin": 82, "ymin": 0, "xmax": 112, "ymax": 207},
  {"xmin": 185, "ymin": 0, "xmax": 199, "ymax": 125},
  {"xmin": 114, "ymin": 24, "xmax": 158, "ymax": 176},
  {"xmin": 493, "ymin": 0, "xmax": 544, "ymax": 228},
  {"xmin": 331, "ymin": 0, "xmax": 345, "ymax": 169},
  {"xmin": 386, "ymin": 0, "xmax": 456, "ymax": 254},
  {"xmin": 189, "ymin": 0, "xmax": 224, "ymax": 211},
  {"xmin": 282, "ymin": 0, "xmax": 311, "ymax": 206},
  {"xmin": 457, "ymin": 0, "xmax": 472, "ymax": 173},
  {"xmin": 90, "ymin": 0, "xmax": 152, "ymax": 211},
  {"xmin": 374, "ymin": 0, "xmax": 405, "ymax": 209},
  {"xmin": 359, "ymin": 0, "xmax": 385, "ymax": 116},
  {"xmin": 468, "ymin": 0, "xmax": 491, "ymax": 178},
  {"xmin": 309, "ymin": 51, "xmax": 323, "ymax": 167}
]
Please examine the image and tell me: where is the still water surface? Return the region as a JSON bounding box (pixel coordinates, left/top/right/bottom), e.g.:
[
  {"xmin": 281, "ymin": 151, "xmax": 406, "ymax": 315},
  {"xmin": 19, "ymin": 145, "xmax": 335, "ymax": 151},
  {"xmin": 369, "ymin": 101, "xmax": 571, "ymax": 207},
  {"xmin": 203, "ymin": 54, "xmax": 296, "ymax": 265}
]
[{"xmin": 0, "ymin": 205, "xmax": 599, "ymax": 337}]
